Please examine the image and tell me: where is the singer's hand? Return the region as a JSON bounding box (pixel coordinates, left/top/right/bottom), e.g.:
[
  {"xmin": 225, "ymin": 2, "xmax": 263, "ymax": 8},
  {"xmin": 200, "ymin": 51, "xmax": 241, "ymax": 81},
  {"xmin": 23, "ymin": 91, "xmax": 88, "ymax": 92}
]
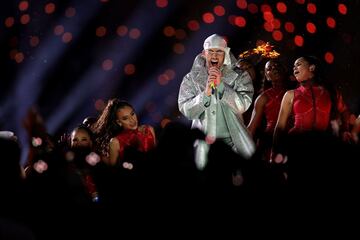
[
  {"xmin": 205, "ymin": 67, "xmax": 221, "ymax": 96},
  {"xmin": 205, "ymin": 77, "xmax": 213, "ymax": 96},
  {"xmin": 208, "ymin": 67, "xmax": 221, "ymax": 86}
]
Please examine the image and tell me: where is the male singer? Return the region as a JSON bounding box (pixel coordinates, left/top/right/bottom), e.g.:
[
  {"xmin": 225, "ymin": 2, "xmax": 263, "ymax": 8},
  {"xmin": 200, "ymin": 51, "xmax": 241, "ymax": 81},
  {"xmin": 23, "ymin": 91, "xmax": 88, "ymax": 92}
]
[{"xmin": 178, "ymin": 34, "xmax": 255, "ymax": 169}]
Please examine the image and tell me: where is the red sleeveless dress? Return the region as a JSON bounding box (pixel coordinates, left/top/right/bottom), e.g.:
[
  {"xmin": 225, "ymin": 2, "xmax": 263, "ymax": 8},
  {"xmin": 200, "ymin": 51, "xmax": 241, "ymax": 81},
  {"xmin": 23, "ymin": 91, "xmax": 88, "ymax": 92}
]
[
  {"xmin": 290, "ymin": 84, "xmax": 331, "ymax": 134},
  {"xmin": 264, "ymin": 87, "xmax": 287, "ymax": 134},
  {"xmin": 115, "ymin": 125, "xmax": 155, "ymax": 160}
]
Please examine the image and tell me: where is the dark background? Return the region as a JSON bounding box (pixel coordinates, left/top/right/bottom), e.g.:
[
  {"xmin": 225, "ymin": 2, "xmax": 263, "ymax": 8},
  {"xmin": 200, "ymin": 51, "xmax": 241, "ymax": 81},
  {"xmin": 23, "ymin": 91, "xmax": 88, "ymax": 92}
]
[{"xmin": 1, "ymin": 0, "xmax": 359, "ymax": 162}]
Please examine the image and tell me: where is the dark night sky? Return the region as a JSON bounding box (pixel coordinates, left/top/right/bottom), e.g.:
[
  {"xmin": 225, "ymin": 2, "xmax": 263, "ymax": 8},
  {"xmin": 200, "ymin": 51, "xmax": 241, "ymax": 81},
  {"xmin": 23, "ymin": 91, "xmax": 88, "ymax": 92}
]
[{"xmin": 1, "ymin": 0, "xmax": 359, "ymax": 157}]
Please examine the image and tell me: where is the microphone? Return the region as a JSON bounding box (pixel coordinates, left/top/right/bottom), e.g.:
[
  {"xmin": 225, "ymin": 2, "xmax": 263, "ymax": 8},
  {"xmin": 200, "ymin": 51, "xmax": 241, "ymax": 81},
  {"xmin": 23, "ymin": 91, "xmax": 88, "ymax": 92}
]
[{"xmin": 210, "ymin": 80, "xmax": 216, "ymax": 94}]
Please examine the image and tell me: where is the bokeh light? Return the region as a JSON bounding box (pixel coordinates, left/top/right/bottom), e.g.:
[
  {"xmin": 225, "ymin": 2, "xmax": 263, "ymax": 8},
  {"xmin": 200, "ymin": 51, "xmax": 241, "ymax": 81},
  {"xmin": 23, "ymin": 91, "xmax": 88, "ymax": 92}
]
[
  {"xmin": 156, "ymin": 0, "xmax": 168, "ymax": 8},
  {"xmin": 264, "ymin": 22, "xmax": 274, "ymax": 32},
  {"xmin": 54, "ymin": 25, "xmax": 65, "ymax": 35},
  {"xmin": 44, "ymin": 2, "xmax": 56, "ymax": 14},
  {"xmin": 5, "ymin": 17, "xmax": 15, "ymax": 28},
  {"xmin": 263, "ymin": 11, "xmax": 274, "ymax": 22},
  {"xmin": 260, "ymin": 4, "xmax": 271, "ymax": 13},
  {"xmin": 65, "ymin": 7, "xmax": 76, "ymax": 18},
  {"xmin": 187, "ymin": 20, "xmax": 200, "ymax": 31},
  {"xmin": 15, "ymin": 52, "xmax": 25, "ymax": 63},
  {"xmin": 173, "ymin": 43, "xmax": 185, "ymax": 54},
  {"xmin": 62, "ymin": 32, "xmax": 73, "ymax": 43},
  {"xmin": 20, "ymin": 14, "xmax": 31, "ymax": 25},
  {"xmin": 276, "ymin": 2, "xmax": 287, "ymax": 14},
  {"xmin": 94, "ymin": 99, "xmax": 105, "ymax": 111},
  {"xmin": 29, "ymin": 36, "xmax": 40, "ymax": 47},
  {"xmin": 295, "ymin": 0, "xmax": 305, "ymax": 4},
  {"xmin": 124, "ymin": 64, "xmax": 136, "ymax": 75},
  {"xmin": 284, "ymin": 22, "xmax": 295, "ymax": 33},
  {"xmin": 248, "ymin": 3, "xmax": 258, "ymax": 14},
  {"xmin": 175, "ymin": 29, "xmax": 186, "ymax": 40},
  {"xmin": 202, "ymin": 12, "xmax": 215, "ymax": 24},
  {"xmin": 272, "ymin": 18, "xmax": 281, "ymax": 29},
  {"xmin": 163, "ymin": 26, "xmax": 175, "ymax": 37},
  {"xmin": 294, "ymin": 35, "xmax": 304, "ymax": 47},
  {"xmin": 19, "ymin": 1, "xmax": 29, "ymax": 11},
  {"xmin": 116, "ymin": 25, "xmax": 128, "ymax": 36},
  {"xmin": 324, "ymin": 52, "xmax": 334, "ymax": 64},
  {"xmin": 234, "ymin": 16, "xmax": 246, "ymax": 27},
  {"xmin": 96, "ymin": 26, "xmax": 107, "ymax": 37},
  {"xmin": 236, "ymin": 0, "xmax": 247, "ymax": 10},
  {"xmin": 272, "ymin": 30, "xmax": 283, "ymax": 41},
  {"xmin": 306, "ymin": 22, "xmax": 317, "ymax": 34},
  {"xmin": 338, "ymin": 4, "xmax": 347, "ymax": 15},
  {"xmin": 102, "ymin": 59, "xmax": 113, "ymax": 71},
  {"xmin": 326, "ymin": 17, "xmax": 336, "ymax": 28},
  {"xmin": 214, "ymin": 5, "xmax": 225, "ymax": 16},
  {"xmin": 129, "ymin": 28, "xmax": 141, "ymax": 39},
  {"xmin": 307, "ymin": 3, "xmax": 317, "ymax": 14}
]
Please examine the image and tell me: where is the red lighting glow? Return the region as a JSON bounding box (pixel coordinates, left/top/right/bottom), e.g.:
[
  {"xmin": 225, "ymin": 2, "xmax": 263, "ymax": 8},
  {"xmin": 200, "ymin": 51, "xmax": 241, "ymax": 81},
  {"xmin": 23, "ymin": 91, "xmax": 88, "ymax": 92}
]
[
  {"xmin": 326, "ymin": 17, "xmax": 336, "ymax": 28},
  {"xmin": 30, "ymin": 36, "xmax": 40, "ymax": 47},
  {"xmin": 338, "ymin": 4, "xmax": 347, "ymax": 15},
  {"xmin": 44, "ymin": 3, "xmax": 56, "ymax": 14},
  {"xmin": 124, "ymin": 64, "xmax": 136, "ymax": 75},
  {"xmin": 5, "ymin": 17, "xmax": 15, "ymax": 28},
  {"xmin": 116, "ymin": 25, "xmax": 128, "ymax": 36},
  {"xmin": 276, "ymin": 2, "xmax": 287, "ymax": 14},
  {"xmin": 96, "ymin": 26, "xmax": 107, "ymax": 37},
  {"xmin": 307, "ymin": 3, "xmax": 317, "ymax": 14},
  {"xmin": 263, "ymin": 22, "xmax": 274, "ymax": 32},
  {"xmin": 248, "ymin": 3, "xmax": 258, "ymax": 14},
  {"xmin": 173, "ymin": 43, "xmax": 185, "ymax": 54},
  {"xmin": 19, "ymin": 1, "xmax": 29, "ymax": 11},
  {"xmin": 129, "ymin": 28, "xmax": 141, "ymax": 39},
  {"xmin": 156, "ymin": 0, "xmax": 168, "ymax": 8},
  {"xmin": 158, "ymin": 74, "xmax": 169, "ymax": 85},
  {"xmin": 187, "ymin": 20, "xmax": 200, "ymax": 31},
  {"xmin": 324, "ymin": 52, "xmax": 334, "ymax": 64},
  {"xmin": 163, "ymin": 26, "xmax": 175, "ymax": 37},
  {"xmin": 175, "ymin": 29, "xmax": 186, "ymax": 40},
  {"xmin": 214, "ymin": 5, "xmax": 225, "ymax": 16},
  {"xmin": 235, "ymin": 16, "xmax": 246, "ymax": 27},
  {"xmin": 15, "ymin": 52, "xmax": 25, "ymax": 63},
  {"xmin": 20, "ymin": 14, "xmax": 30, "ymax": 25},
  {"xmin": 272, "ymin": 30, "xmax": 283, "ymax": 41},
  {"xmin": 236, "ymin": 0, "xmax": 247, "ymax": 9},
  {"xmin": 260, "ymin": 4, "xmax": 271, "ymax": 13},
  {"xmin": 272, "ymin": 18, "xmax": 281, "ymax": 29},
  {"xmin": 203, "ymin": 12, "xmax": 215, "ymax": 24},
  {"xmin": 306, "ymin": 22, "xmax": 316, "ymax": 34},
  {"xmin": 263, "ymin": 11, "xmax": 274, "ymax": 22},
  {"xmin": 102, "ymin": 59, "xmax": 113, "ymax": 71},
  {"xmin": 65, "ymin": 7, "xmax": 76, "ymax": 18},
  {"xmin": 54, "ymin": 25, "xmax": 65, "ymax": 35},
  {"xmin": 285, "ymin": 22, "xmax": 295, "ymax": 33},
  {"xmin": 95, "ymin": 99, "xmax": 105, "ymax": 111},
  {"xmin": 294, "ymin": 35, "xmax": 304, "ymax": 47},
  {"xmin": 62, "ymin": 32, "xmax": 73, "ymax": 43}
]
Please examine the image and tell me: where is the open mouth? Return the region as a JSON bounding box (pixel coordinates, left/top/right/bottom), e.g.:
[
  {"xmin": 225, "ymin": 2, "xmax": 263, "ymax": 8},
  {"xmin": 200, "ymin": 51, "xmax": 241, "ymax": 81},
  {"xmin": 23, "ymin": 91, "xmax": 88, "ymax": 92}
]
[{"xmin": 210, "ymin": 59, "xmax": 218, "ymax": 67}]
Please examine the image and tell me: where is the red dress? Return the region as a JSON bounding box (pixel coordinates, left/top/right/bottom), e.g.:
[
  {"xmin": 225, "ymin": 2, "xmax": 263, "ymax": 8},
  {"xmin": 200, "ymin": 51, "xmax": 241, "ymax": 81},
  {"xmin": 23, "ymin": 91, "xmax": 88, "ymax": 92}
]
[
  {"xmin": 290, "ymin": 84, "xmax": 331, "ymax": 134},
  {"xmin": 257, "ymin": 87, "xmax": 286, "ymax": 161},
  {"xmin": 264, "ymin": 87, "xmax": 287, "ymax": 134},
  {"xmin": 115, "ymin": 125, "xmax": 155, "ymax": 160}
]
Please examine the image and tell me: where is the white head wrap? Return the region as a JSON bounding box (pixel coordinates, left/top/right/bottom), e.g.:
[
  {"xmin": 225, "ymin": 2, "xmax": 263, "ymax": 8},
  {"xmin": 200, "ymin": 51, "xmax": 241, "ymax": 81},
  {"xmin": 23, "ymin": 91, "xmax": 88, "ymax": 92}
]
[{"xmin": 203, "ymin": 34, "xmax": 231, "ymax": 66}]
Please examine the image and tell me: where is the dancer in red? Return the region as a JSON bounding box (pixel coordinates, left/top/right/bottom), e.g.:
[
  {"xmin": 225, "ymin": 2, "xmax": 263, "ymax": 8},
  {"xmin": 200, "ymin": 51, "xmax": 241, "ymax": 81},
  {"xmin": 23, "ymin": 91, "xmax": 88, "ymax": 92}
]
[
  {"xmin": 92, "ymin": 99, "xmax": 156, "ymax": 166},
  {"xmin": 271, "ymin": 56, "xmax": 345, "ymax": 163},
  {"xmin": 247, "ymin": 59, "xmax": 294, "ymax": 161}
]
